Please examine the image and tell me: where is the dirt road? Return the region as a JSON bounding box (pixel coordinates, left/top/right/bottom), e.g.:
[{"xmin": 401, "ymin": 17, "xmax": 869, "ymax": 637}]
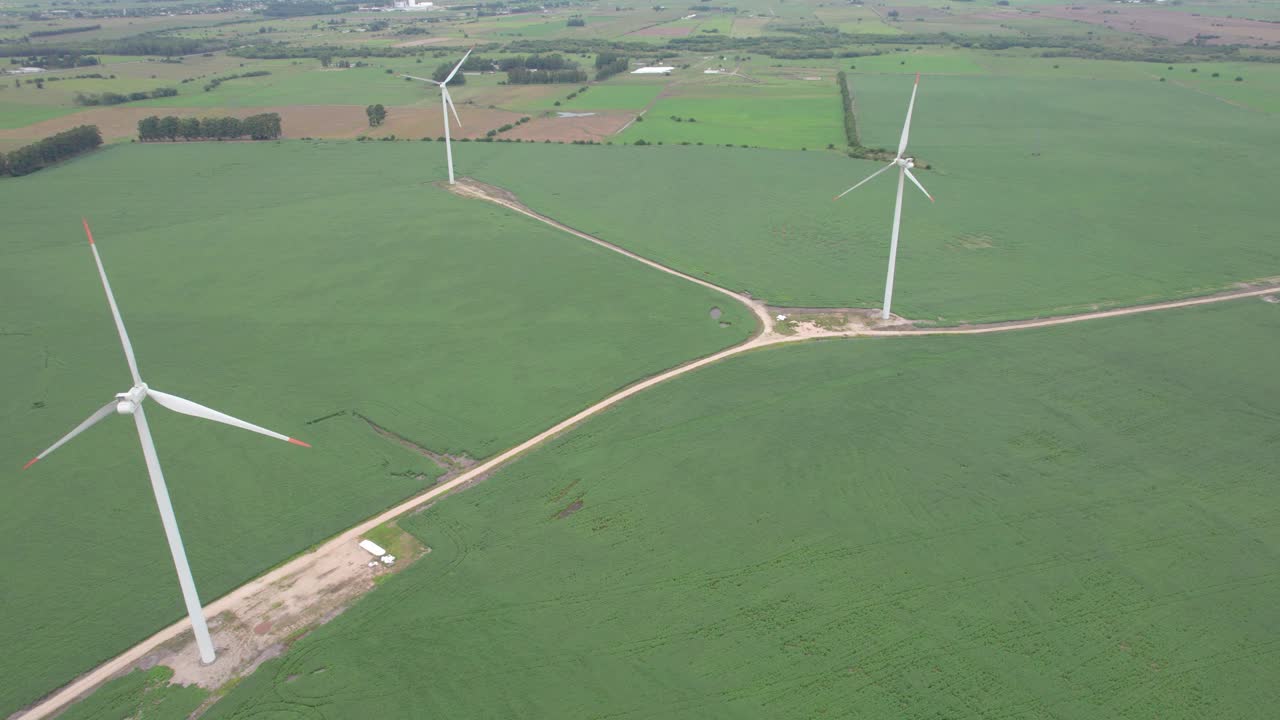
[{"xmin": 16, "ymin": 181, "xmax": 1278, "ymax": 720}]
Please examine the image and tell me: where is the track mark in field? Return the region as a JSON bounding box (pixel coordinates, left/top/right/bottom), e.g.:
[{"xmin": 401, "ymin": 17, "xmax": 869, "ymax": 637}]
[
  {"xmin": 354, "ymin": 411, "xmax": 476, "ymax": 474},
  {"xmin": 20, "ymin": 182, "xmax": 1280, "ymax": 720}
]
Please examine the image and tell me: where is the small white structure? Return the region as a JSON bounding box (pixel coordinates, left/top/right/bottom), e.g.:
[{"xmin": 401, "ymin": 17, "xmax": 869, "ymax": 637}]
[
  {"xmin": 6, "ymin": 67, "xmax": 45, "ymax": 75},
  {"xmin": 632, "ymin": 66, "xmax": 675, "ymax": 75},
  {"xmin": 358, "ymin": 539, "xmax": 388, "ymax": 557},
  {"xmin": 381, "ymin": 554, "xmax": 397, "ymax": 565},
  {"xmin": 776, "ymin": 314, "xmax": 788, "ymax": 322},
  {"xmin": 393, "ymin": 0, "xmax": 433, "ymax": 9}
]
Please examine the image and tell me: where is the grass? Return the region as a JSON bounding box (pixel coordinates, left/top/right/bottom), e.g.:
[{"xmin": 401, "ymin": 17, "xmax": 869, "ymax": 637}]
[
  {"xmin": 56, "ymin": 667, "xmax": 206, "ymax": 720},
  {"xmin": 455, "ymin": 68, "xmax": 1280, "ymax": 323},
  {"xmin": 616, "ymin": 85, "xmax": 845, "ymax": 150},
  {"xmin": 0, "ymin": 141, "xmax": 753, "ymax": 716},
  {"xmin": 202, "ymin": 298, "xmax": 1280, "ymax": 719},
  {"xmin": 0, "ymin": 101, "xmax": 84, "ymax": 129}
]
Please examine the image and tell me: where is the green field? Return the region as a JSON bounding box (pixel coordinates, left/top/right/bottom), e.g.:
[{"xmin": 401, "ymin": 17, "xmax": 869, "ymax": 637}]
[
  {"xmin": 204, "ymin": 299, "xmax": 1280, "ymax": 719},
  {"xmin": 0, "ymin": 141, "xmax": 752, "ymax": 716},
  {"xmin": 0, "ymin": 101, "xmax": 82, "ymax": 129},
  {"xmin": 57, "ymin": 668, "xmax": 206, "ymax": 720},
  {"xmin": 616, "ymin": 85, "xmax": 846, "ymax": 150},
  {"xmin": 457, "ymin": 68, "xmax": 1280, "ymax": 323}
]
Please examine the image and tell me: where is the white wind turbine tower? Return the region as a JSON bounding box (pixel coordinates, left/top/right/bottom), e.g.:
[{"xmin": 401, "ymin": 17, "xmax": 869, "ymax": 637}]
[
  {"xmin": 403, "ymin": 46, "xmax": 473, "ymax": 185},
  {"xmin": 834, "ymin": 72, "xmax": 934, "ymax": 321},
  {"xmin": 23, "ymin": 219, "xmax": 311, "ymax": 665}
]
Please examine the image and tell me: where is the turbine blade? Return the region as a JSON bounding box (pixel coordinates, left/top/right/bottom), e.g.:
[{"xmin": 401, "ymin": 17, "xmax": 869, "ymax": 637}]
[
  {"xmin": 146, "ymin": 389, "xmax": 310, "ymax": 448},
  {"xmin": 834, "ymin": 161, "xmax": 896, "ymax": 200},
  {"xmin": 84, "ymin": 219, "xmax": 142, "ymax": 386},
  {"xmin": 402, "ymin": 74, "xmax": 440, "ymax": 84},
  {"xmin": 444, "ymin": 88, "xmax": 462, "ymax": 127},
  {"xmin": 903, "ymin": 168, "xmax": 934, "ymax": 203},
  {"xmin": 897, "ymin": 73, "xmax": 920, "ymax": 159},
  {"xmin": 23, "ymin": 401, "xmax": 116, "ymax": 469},
  {"xmin": 443, "ymin": 45, "xmax": 474, "ymax": 85}
]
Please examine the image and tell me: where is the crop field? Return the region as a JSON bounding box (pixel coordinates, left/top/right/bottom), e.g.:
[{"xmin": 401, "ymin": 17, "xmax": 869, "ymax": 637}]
[
  {"xmin": 203, "ymin": 299, "xmax": 1280, "ymax": 719},
  {"xmin": 462, "ymin": 65, "xmax": 1280, "ymax": 323},
  {"xmin": 57, "ymin": 668, "xmax": 206, "ymax": 720},
  {"xmin": 616, "ymin": 84, "xmax": 846, "ymax": 150},
  {"xmin": 0, "ymin": 142, "xmax": 752, "ymax": 716}
]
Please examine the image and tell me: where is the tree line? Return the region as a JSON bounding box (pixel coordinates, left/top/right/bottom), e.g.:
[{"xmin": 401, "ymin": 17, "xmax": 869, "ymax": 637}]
[
  {"xmin": 202, "ymin": 70, "xmax": 270, "ymax": 92},
  {"xmin": 1, "ymin": 125, "xmax": 101, "ymax": 177},
  {"xmin": 137, "ymin": 114, "xmax": 282, "ymax": 142},
  {"xmin": 27, "ymin": 25, "xmax": 101, "ymax": 39},
  {"xmin": 74, "ymin": 86, "xmax": 177, "ymax": 106}
]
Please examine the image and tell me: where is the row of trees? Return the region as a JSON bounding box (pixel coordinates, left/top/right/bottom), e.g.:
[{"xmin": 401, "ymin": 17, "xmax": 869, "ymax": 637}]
[
  {"xmin": 1, "ymin": 125, "xmax": 101, "ymax": 177},
  {"xmin": 836, "ymin": 71, "xmax": 857, "ymax": 147},
  {"xmin": 137, "ymin": 114, "xmax": 282, "ymax": 142},
  {"xmin": 203, "ymin": 70, "xmax": 270, "ymax": 92},
  {"xmin": 27, "ymin": 25, "xmax": 100, "ymax": 39},
  {"xmin": 74, "ymin": 86, "xmax": 177, "ymax": 106}
]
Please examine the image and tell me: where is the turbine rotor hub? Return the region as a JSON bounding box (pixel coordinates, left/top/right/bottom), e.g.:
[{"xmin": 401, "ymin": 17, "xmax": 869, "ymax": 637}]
[{"xmin": 115, "ymin": 383, "xmax": 148, "ymax": 415}]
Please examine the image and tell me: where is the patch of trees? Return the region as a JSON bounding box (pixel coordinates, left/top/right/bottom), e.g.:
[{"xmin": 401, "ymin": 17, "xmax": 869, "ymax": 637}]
[
  {"xmin": 1, "ymin": 125, "xmax": 101, "ymax": 177},
  {"xmin": 27, "ymin": 25, "xmax": 101, "ymax": 38},
  {"xmin": 137, "ymin": 114, "xmax": 282, "ymax": 142},
  {"xmin": 500, "ymin": 54, "xmax": 587, "ymax": 84},
  {"xmin": 506, "ymin": 66, "xmax": 587, "ymax": 84},
  {"xmin": 594, "ymin": 51, "xmax": 629, "ymax": 80},
  {"xmin": 366, "ymin": 104, "xmax": 386, "ymax": 127},
  {"xmin": 567, "ymin": 17, "xmax": 586, "ymax": 27},
  {"xmin": 203, "ymin": 70, "xmax": 271, "ymax": 92},
  {"xmin": 432, "ymin": 61, "xmax": 467, "ymax": 85},
  {"xmin": 74, "ymin": 86, "xmax": 177, "ymax": 106}
]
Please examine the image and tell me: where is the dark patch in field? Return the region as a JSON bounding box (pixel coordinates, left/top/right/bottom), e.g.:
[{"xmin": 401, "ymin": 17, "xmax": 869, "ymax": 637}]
[
  {"xmin": 305, "ymin": 410, "xmax": 347, "ymax": 425},
  {"xmin": 253, "ymin": 621, "xmax": 272, "ymax": 636},
  {"xmin": 355, "ymin": 411, "xmax": 475, "ymax": 471},
  {"xmin": 710, "ymin": 307, "xmax": 723, "ymax": 320},
  {"xmin": 555, "ymin": 500, "xmax": 584, "ymax": 519}
]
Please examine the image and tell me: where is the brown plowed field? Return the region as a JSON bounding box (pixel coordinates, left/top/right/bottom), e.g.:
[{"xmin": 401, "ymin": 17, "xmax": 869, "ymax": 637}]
[
  {"xmin": 1036, "ymin": 5, "xmax": 1280, "ymax": 45},
  {"xmin": 501, "ymin": 111, "xmax": 634, "ymax": 142}
]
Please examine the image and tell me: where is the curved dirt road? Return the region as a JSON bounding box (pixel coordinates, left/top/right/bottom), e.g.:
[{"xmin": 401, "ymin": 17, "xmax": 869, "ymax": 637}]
[{"xmin": 17, "ymin": 183, "xmax": 1279, "ymax": 720}]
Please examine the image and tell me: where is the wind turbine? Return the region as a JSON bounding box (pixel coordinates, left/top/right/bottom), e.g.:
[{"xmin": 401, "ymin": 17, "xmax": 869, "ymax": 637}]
[
  {"xmin": 403, "ymin": 46, "xmax": 473, "ymax": 185},
  {"xmin": 23, "ymin": 219, "xmax": 311, "ymax": 665},
  {"xmin": 834, "ymin": 72, "xmax": 934, "ymax": 321}
]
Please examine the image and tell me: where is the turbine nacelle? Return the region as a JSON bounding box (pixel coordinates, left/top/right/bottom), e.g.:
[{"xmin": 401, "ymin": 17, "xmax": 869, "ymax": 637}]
[
  {"xmin": 896, "ymin": 156, "xmax": 915, "ymax": 169},
  {"xmin": 115, "ymin": 384, "xmax": 148, "ymax": 415}
]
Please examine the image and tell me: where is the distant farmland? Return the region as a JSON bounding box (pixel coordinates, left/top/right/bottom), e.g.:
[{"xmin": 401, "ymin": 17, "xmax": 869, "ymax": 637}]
[
  {"xmin": 0, "ymin": 141, "xmax": 752, "ymax": 717},
  {"xmin": 205, "ymin": 299, "xmax": 1280, "ymax": 719},
  {"xmin": 466, "ymin": 69, "xmax": 1280, "ymax": 323}
]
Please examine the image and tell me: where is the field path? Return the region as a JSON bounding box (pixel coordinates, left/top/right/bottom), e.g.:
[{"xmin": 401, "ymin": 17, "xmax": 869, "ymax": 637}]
[{"xmin": 16, "ymin": 183, "xmax": 1280, "ymax": 720}]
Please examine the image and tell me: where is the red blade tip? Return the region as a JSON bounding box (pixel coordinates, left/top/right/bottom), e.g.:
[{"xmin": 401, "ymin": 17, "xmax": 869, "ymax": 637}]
[
  {"xmin": 22, "ymin": 457, "xmax": 38, "ymax": 470},
  {"xmin": 81, "ymin": 218, "xmax": 94, "ymax": 245},
  {"xmin": 915, "ymin": 72, "xmax": 921, "ymax": 85},
  {"xmin": 287, "ymin": 437, "xmax": 312, "ymax": 448}
]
